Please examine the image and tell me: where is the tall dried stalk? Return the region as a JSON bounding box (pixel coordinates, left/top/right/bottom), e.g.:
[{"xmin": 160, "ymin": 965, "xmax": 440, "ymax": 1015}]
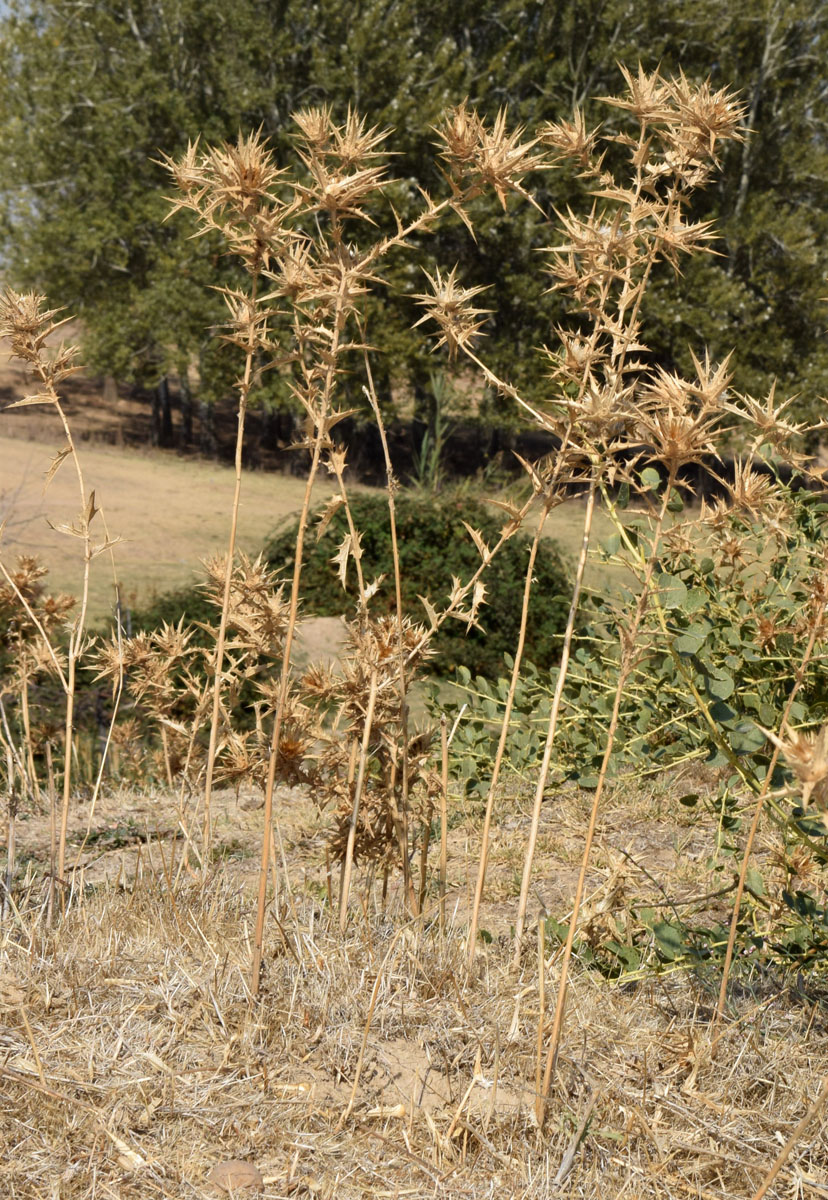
[
  {"xmin": 0, "ymin": 291, "xmax": 119, "ymax": 905},
  {"xmin": 361, "ymin": 347, "xmax": 416, "ymax": 912},
  {"xmin": 201, "ymin": 276, "xmax": 261, "ymax": 858},
  {"xmin": 511, "ymin": 478, "xmax": 597, "ymax": 969},
  {"xmin": 339, "ymin": 669, "xmax": 379, "ymax": 929},
  {"xmin": 538, "ymin": 464, "xmax": 679, "ymax": 1124},
  {"xmin": 163, "ymin": 137, "xmax": 291, "ymax": 859}
]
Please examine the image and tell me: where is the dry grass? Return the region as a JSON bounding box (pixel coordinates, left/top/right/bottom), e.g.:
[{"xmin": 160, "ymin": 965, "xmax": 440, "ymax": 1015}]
[
  {"xmin": 0, "ymin": 435, "xmax": 333, "ymax": 622},
  {"xmin": 1, "ymin": 783, "xmax": 826, "ymax": 1200}
]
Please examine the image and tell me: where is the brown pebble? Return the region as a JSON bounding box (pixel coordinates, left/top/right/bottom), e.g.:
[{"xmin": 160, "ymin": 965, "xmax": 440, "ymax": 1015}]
[{"xmin": 208, "ymin": 1160, "xmax": 264, "ymax": 1194}]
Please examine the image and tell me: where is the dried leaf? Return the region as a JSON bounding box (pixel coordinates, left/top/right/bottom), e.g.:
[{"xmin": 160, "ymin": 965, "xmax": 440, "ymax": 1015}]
[
  {"xmin": 461, "ymin": 521, "xmax": 491, "ymax": 564},
  {"xmin": 43, "ymin": 445, "xmax": 71, "ymax": 491},
  {"xmin": 486, "ymin": 497, "xmax": 523, "ymax": 521},
  {"xmin": 90, "ymin": 536, "xmax": 123, "ymax": 560},
  {"xmin": 46, "ymin": 519, "xmax": 86, "ymax": 540},
  {"xmin": 4, "ymin": 392, "xmax": 54, "ymax": 409},
  {"xmin": 84, "ymin": 490, "xmax": 99, "ymax": 525},
  {"xmin": 418, "ymin": 594, "xmax": 439, "ymax": 630},
  {"xmin": 331, "ymin": 533, "xmax": 352, "ymax": 589},
  {"xmin": 362, "ymin": 574, "xmax": 385, "ymax": 603},
  {"xmin": 316, "ymin": 493, "xmax": 345, "ymax": 540}
]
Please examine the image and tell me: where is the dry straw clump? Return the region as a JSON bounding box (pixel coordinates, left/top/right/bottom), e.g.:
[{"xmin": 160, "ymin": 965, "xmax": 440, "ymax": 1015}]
[{"xmin": 1, "ymin": 870, "xmax": 826, "ymax": 1198}]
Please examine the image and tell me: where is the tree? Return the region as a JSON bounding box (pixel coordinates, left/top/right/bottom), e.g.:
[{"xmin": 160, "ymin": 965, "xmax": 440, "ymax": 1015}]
[{"xmin": 0, "ymin": 0, "xmax": 826, "ymax": 439}]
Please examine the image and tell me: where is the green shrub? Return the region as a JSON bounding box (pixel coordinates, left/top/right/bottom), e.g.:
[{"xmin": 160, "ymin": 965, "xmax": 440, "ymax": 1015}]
[
  {"xmin": 265, "ymin": 491, "xmax": 575, "ymax": 678},
  {"xmin": 130, "ymin": 582, "xmax": 215, "ymax": 642}
]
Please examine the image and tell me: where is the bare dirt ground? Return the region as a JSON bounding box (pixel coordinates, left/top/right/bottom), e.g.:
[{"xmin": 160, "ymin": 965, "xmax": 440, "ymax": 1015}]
[{"xmin": 1, "ymin": 772, "xmax": 827, "ymax": 1199}]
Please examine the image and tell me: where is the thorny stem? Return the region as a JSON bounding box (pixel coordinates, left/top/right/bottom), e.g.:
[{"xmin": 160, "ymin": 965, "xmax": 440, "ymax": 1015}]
[
  {"xmin": 538, "ymin": 465, "xmax": 678, "ymax": 1124},
  {"xmin": 467, "ymin": 502, "xmax": 550, "ymax": 964},
  {"xmin": 74, "ymin": 545, "xmax": 126, "ymax": 873},
  {"xmin": 510, "ymin": 477, "xmax": 597, "ymax": 971},
  {"xmin": 361, "ymin": 341, "xmax": 415, "ymax": 913},
  {"xmin": 251, "ymin": 273, "xmax": 350, "ymax": 996},
  {"xmin": 339, "ymin": 669, "xmax": 379, "ymax": 930},
  {"xmin": 48, "ymin": 385, "xmax": 93, "ymax": 911},
  {"xmin": 203, "ymin": 269, "xmax": 261, "ymax": 863}
]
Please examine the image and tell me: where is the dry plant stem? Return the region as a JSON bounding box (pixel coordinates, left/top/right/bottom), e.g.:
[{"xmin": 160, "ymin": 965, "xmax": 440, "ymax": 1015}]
[
  {"xmin": 2, "ymin": 752, "xmax": 15, "ymax": 922},
  {"xmin": 439, "ymin": 715, "xmax": 448, "ymax": 935},
  {"xmin": 535, "ymin": 917, "xmax": 546, "ymax": 1106},
  {"xmin": 417, "ymin": 799, "xmax": 433, "ymax": 915},
  {"xmin": 713, "ymin": 601, "xmax": 827, "ymax": 1034},
  {"xmin": 47, "ymin": 389, "xmax": 93, "ymax": 909},
  {"xmin": 511, "ymin": 478, "xmax": 597, "ymax": 970},
  {"xmin": 45, "ymin": 741, "xmax": 56, "ymax": 925},
  {"xmin": 749, "ymin": 1073, "xmax": 828, "ymax": 1200},
  {"xmin": 74, "ymin": 580, "xmax": 124, "ymax": 870},
  {"xmin": 538, "ymin": 472, "xmax": 677, "ymax": 1124},
  {"xmin": 339, "ymin": 669, "xmax": 379, "ymax": 932},
  {"xmin": 202, "ymin": 272, "xmax": 260, "ymax": 861},
  {"xmin": 361, "ymin": 346, "xmax": 414, "ymax": 911},
  {"xmin": 327, "ymin": 452, "xmax": 366, "ymax": 601},
  {"xmin": 19, "ymin": 670, "xmax": 37, "ymax": 798},
  {"xmin": 160, "ymin": 727, "xmax": 174, "ymax": 790},
  {"xmin": 251, "ymin": 278, "xmax": 348, "ymax": 996},
  {"xmin": 467, "ymin": 503, "xmax": 548, "ymax": 964}
]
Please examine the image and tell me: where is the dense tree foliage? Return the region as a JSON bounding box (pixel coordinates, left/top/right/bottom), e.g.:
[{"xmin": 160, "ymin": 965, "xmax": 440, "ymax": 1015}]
[{"xmin": 0, "ymin": 0, "xmax": 825, "ymax": 436}]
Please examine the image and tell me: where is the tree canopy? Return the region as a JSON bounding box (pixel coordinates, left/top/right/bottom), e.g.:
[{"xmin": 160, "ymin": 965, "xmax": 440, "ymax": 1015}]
[{"xmin": 0, "ymin": 0, "xmax": 826, "ymax": 435}]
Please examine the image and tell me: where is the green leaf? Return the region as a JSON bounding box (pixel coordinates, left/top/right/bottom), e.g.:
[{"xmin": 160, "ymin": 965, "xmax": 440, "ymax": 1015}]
[
  {"xmin": 675, "ymin": 630, "xmax": 706, "ymax": 655},
  {"xmin": 707, "ymin": 671, "xmax": 735, "ymax": 700},
  {"xmin": 653, "ymin": 921, "xmax": 686, "ymax": 961},
  {"xmin": 678, "ymin": 792, "xmax": 700, "ymax": 807},
  {"xmin": 657, "ymin": 572, "xmax": 688, "ymax": 610},
  {"xmin": 745, "ymin": 867, "xmax": 765, "ymax": 897},
  {"xmin": 684, "ymin": 588, "xmax": 708, "ymax": 614},
  {"xmin": 605, "ymin": 941, "xmax": 641, "ymax": 971},
  {"xmin": 640, "ymin": 467, "xmax": 661, "ymax": 491}
]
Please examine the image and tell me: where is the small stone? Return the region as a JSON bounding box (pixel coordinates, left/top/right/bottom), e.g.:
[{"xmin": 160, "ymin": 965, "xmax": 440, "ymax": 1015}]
[{"xmin": 208, "ymin": 1160, "xmax": 264, "ymax": 1194}]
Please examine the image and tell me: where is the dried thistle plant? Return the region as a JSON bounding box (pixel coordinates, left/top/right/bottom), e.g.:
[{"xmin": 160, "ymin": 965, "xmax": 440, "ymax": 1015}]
[
  {"xmin": 407, "ymin": 66, "xmax": 747, "ymax": 1117},
  {"xmin": 166, "ymin": 101, "xmax": 565, "ymax": 988},
  {"xmin": 0, "ymin": 555, "xmax": 74, "ymax": 916},
  {"xmin": 0, "ymin": 292, "xmax": 121, "ymax": 906},
  {"xmin": 94, "ymin": 553, "xmax": 292, "ymax": 800},
  {"xmin": 410, "ymin": 68, "xmax": 745, "ymax": 972}
]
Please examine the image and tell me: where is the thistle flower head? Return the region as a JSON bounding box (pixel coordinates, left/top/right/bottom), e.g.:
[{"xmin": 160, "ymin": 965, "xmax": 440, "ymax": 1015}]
[
  {"xmin": 413, "ymin": 266, "xmax": 491, "ymax": 359},
  {"xmin": 541, "ymin": 109, "xmax": 602, "ymax": 171},
  {"xmin": 762, "ymin": 723, "xmax": 828, "ymax": 812},
  {"xmin": 435, "ymin": 103, "xmax": 548, "ymax": 207}
]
